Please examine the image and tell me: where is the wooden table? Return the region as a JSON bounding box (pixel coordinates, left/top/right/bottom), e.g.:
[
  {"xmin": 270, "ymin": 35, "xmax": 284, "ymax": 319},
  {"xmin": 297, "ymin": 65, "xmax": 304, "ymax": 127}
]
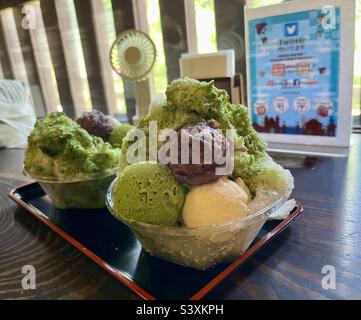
[{"xmin": 1, "ymin": 135, "xmax": 361, "ymax": 300}]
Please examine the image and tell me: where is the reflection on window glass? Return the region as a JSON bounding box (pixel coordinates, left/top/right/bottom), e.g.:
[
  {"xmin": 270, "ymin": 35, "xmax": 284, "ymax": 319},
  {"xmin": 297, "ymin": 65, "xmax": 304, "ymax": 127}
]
[
  {"xmin": 195, "ymin": 0, "xmax": 217, "ymax": 53},
  {"xmin": 103, "ymin": 0, "xmax": 126, "ymax": 114},
  {"xmin": 353, "ymin": 0, "xmax": 361, "ymax": 116},
  {"xmin": 146, "ymin": 0, "xmax": 168, "ymax": 93}
]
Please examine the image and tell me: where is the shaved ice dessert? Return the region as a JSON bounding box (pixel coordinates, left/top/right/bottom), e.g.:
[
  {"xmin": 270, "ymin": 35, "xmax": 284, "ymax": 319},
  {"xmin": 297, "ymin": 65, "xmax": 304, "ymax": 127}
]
[
  {"xmin": 107, "ymin": 77, "xmax": 294, "ymax": 269},
  {"xmin": 24, "ymin": 112, "xmax": 120, "ymax": 208}
]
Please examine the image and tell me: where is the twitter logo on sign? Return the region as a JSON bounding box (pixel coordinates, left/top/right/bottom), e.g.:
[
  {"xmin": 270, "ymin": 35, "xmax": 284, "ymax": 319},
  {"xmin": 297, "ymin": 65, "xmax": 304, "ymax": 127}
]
[{"xmin": 285, "ymin": 22, "xmax": 298, "ymax": 36}]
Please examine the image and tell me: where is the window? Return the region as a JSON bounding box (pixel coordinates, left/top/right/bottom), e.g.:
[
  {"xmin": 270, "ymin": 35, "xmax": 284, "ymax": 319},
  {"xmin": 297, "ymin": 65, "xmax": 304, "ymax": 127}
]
[
  {"xmin": 0, "ymin": 0, "xmax": 359, "ymax": 130},
  {"xmin": 146, "ymin": 0, "xmax": 167, "ymax": 94},
  {"xmin": 194, "ymin": 0, "xmax": 217, "ymax": 54},
  {"xmin": 101, "ymin": 0, "xmax": 127, "ymax": 115},
  {"xmin": 56, "ymin": 0, "xmax": 92, "ymax": 117}
]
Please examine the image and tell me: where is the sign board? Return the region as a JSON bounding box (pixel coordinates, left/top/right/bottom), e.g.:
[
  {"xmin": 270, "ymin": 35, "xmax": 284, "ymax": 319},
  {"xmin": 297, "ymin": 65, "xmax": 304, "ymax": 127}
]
[
  {"xmin": 245, "ymin": 0, "xmax": 355, "ymax": 156},
  {"xmin": 180, "ymin": 50, "xmax": 238, "ymax": 103}
]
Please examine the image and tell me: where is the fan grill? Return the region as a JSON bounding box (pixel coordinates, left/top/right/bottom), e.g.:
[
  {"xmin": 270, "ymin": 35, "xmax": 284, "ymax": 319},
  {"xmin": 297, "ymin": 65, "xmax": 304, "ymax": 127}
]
[{"xmin": 110, "ymin": 30, "xmax": 156, "ymax": 81}]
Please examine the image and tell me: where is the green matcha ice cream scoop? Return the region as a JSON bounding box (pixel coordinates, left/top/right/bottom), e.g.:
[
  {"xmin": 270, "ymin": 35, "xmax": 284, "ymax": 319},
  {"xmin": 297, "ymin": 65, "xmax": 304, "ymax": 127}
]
[{"xmin": 113, "ymin": 162, "xmax": 185, "ymax": 226}]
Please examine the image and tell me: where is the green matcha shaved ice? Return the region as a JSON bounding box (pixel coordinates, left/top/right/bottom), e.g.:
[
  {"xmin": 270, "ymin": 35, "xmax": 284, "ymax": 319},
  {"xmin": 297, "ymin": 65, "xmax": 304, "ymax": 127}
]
[
  {"xmin": 120, "ymin": 77, "xmax": 293, "ymax": 195},
  {"xmin": 165, "ymin": 78, "xmax": 228, "ymax": 120},
  {"xmin": 24, "ymin": 112, "xmax": 120, "ymax": 179},
  {"xmin": 109, "ymin": 124, "xmax": 135, "ymax": 148},
  {"xmin": 113, "ymin": 162, "xmax": 185, "ymax": 226},
  {"xmin": 148, "ymin": 95, "xmax": 166, "ymax": 115}
]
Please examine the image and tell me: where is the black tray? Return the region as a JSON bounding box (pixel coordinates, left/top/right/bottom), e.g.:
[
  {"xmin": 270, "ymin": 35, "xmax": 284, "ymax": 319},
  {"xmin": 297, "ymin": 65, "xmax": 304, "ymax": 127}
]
[{"xmin": 9, "ymin": 182, "xmax": 303, "ymax": 300}]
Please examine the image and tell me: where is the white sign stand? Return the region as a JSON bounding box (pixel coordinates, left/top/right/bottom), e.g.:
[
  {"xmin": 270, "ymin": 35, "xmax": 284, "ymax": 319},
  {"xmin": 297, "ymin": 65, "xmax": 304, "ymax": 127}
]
[{"xmin": 245, "ymin": 0, "xmax": 355, "ymax": 157}]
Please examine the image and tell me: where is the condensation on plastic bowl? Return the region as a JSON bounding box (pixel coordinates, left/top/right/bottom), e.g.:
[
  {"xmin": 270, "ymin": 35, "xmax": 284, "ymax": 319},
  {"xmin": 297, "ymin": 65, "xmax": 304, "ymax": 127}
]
[{"xmin": 106, "ymin": 178, "xmax": 292, "ymax": 270}]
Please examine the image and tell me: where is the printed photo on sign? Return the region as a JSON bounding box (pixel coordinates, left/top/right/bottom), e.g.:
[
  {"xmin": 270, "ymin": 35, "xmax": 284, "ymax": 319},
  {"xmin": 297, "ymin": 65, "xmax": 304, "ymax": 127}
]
[{"xmin": 273, "ymin": 97, "xmax": 289, "ymax": 113}]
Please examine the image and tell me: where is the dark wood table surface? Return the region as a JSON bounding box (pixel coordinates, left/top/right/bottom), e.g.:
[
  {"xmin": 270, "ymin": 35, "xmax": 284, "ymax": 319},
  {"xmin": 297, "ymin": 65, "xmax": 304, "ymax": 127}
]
[{"xmin": 1, "ymin": 135, "xmax": 361, "ymax": 300}]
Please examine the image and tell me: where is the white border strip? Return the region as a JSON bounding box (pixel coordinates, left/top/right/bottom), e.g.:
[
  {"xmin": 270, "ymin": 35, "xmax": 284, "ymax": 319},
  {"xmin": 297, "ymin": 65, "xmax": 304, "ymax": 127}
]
[
  {"xmin": 132, "ymin": 0, "xmax": 149, "ymax": 33},
  {"xmin": 28, "ymin": 1, "xmax": 61, "ymax": 114},
  {"xmin": 184, "ymin": 0, "xmax": 198, "ymax": 54},
  {"xmin": 55, "ymin": 0, "xmax": 92, "ymax": 117},
  {"xmin": 131, "ymin": 0, "xmax": 155, "ymax": 94},
  {"xmin": 90, "ymin": 0, "xmax": 118, "ymax": 116},
  {"xmin": 0, "ymin": 60, "xmax": 4, "ymax": 79},
  {"xmin": 0, "ymin": 8, "xmax": 29, "ymax": 85}
]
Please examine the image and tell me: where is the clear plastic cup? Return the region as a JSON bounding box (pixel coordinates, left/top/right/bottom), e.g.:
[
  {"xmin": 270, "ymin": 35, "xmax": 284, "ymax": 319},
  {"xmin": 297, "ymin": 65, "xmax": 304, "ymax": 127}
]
[
  {"xmin": 106, "ymin": 178, "xmax": 291, "ymax": 270},
  {"xmin": 25, "ymin": 168, "xmax": 117, "ymax": 209}
]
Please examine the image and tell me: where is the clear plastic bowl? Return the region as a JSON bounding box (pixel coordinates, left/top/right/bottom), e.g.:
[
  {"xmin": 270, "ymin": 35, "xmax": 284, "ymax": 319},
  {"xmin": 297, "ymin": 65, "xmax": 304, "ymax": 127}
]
[
  {"xmin": 106, "ymin": 178, "xmax": 291, "ymax": 270},
  {"xmin": 25, "ymin": 168, "xmax": 117, "ymax": 209}
]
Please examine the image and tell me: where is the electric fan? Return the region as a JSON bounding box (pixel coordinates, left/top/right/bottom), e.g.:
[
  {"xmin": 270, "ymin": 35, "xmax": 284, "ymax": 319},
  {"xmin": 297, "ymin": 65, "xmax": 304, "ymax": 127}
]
[{"xmin": 110, "ymin": 30, "xmax": 156, "ymax": 122}]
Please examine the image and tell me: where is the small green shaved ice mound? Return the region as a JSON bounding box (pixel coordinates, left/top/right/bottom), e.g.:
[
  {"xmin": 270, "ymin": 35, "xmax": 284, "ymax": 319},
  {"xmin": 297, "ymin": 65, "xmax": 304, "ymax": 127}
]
[
  {"xmin": 148, "ymin": 95, "xmax": 166, "ymax": 115},
  {"xmin": 109, "ymin": 124, "xmax": 135, "ymax": 148},
  {"xmin": 165, "ymin": 77, "xmax": 231, "ymax": 128},
  {"xmin": 138, "ymin": 106, "xmax": 203, "ymax": 131},
  {"xmin": 24, "ymin": 112, "xmax": 120, "ymax": 179},
  {"xmin": 113, "ymin": 162, "xmax": 186, "ymax": 226}
]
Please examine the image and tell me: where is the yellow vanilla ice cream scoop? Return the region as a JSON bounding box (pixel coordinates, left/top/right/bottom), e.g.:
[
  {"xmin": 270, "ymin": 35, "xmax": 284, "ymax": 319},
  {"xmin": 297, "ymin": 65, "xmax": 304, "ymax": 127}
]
[
  {"xmin": 235, "ymin": 177, "xmax": 252, "ymax": 204},
  {"xmin": 182, "ymin": 177, "xmax": 249, "ymax": 228}
]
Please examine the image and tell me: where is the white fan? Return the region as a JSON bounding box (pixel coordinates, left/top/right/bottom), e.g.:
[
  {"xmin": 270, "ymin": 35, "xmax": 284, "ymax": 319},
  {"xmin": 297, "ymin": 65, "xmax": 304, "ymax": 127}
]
[{"xmin": 110, "ymin": 30, "xmax": 156, "ymax": 122}]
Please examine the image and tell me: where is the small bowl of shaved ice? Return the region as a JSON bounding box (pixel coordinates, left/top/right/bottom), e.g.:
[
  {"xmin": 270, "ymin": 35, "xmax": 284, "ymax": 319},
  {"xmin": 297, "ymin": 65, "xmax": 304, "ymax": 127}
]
[{"xmin": 24, "ymin": 112, "xmax": 120, "ymax": 209}]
